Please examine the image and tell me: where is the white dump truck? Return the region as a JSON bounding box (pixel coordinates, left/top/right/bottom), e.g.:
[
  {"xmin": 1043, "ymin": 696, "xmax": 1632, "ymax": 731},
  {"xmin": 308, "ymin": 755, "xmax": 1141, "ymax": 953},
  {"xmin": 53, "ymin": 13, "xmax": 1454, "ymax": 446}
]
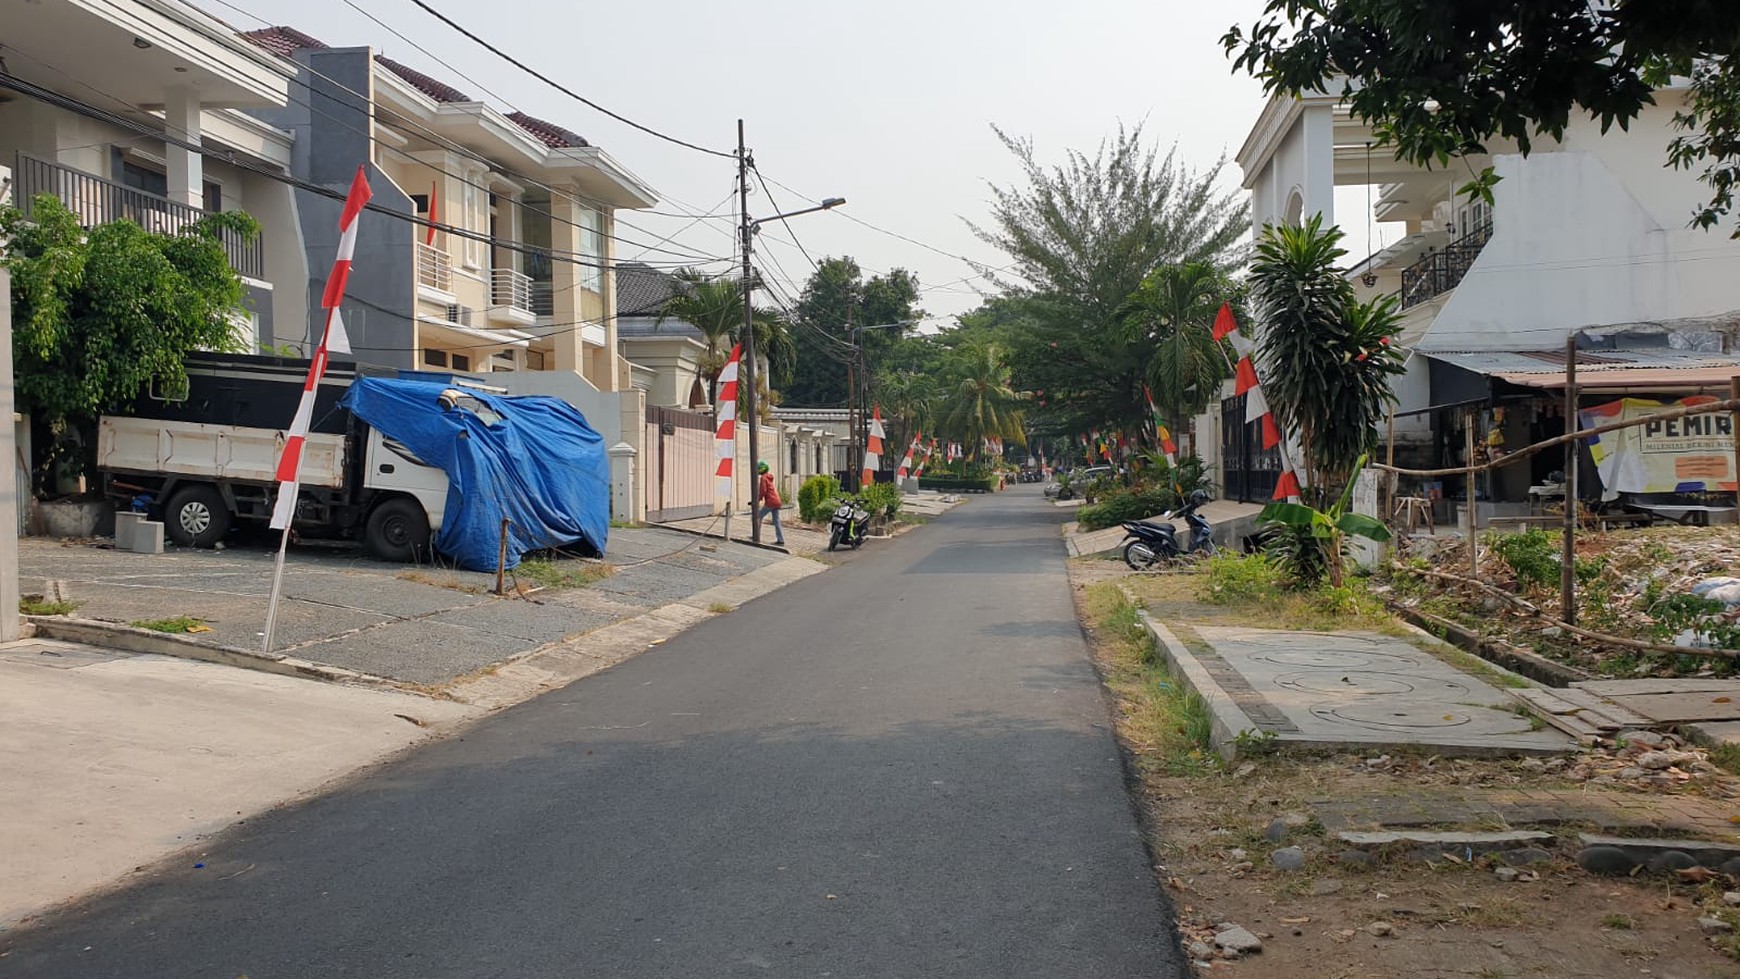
[{"xmin": 96, "ymin": 354, "xmax": 468, "ymax": 561}]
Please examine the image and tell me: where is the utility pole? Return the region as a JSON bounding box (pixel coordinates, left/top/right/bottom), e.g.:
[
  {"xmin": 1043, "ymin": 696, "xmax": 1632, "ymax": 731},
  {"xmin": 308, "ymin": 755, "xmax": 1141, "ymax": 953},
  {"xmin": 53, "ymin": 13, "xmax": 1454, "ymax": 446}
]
[{"xmin": 737, "ymin": 119, "xmax": 762, "ymax": 544}]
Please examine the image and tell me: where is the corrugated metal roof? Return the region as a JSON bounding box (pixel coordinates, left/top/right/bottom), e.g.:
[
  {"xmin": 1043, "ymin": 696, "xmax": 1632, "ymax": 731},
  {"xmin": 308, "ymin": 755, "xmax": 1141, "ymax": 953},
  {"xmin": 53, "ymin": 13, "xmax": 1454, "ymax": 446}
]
[{"xmin": 1427, "ymin": 349, "xmax": 1740, "ymax": 390}]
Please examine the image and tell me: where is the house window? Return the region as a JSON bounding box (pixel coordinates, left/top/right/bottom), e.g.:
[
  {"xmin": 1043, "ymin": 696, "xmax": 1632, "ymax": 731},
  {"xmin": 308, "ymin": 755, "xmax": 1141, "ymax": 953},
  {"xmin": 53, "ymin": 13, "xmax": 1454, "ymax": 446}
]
[
  {"xmin": 462, "ymin": 176, "xmax": 483, "ymax": 268},
  {"xmin": 423, "ymin": 349, "xmax": 449, "ymax": 368},
  {"xmin": 203, "ymin": 181, "xmax": 223, "ymax": 213},
  {"xmin": 119, "ymin": 160, "xmax": 169, "ymax": 198},
  {"xmin": 579, "ymin": 205, "xmax": 603, "ymax": 293},
  {"xmin": 451, "ymin": 353, "xmax": 472, "ymax": 372},
  {"xmin": 526, "ymin": 349, "xmax": 546, "ymax": 371}
]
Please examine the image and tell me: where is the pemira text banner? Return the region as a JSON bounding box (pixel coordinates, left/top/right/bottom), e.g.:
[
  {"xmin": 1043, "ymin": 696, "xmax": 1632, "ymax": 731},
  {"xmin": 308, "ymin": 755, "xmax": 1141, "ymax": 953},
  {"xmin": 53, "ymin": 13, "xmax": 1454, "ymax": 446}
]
[{"xmin": 1580, "ymin": 396, "xmax": 1737, "ymax": 494}]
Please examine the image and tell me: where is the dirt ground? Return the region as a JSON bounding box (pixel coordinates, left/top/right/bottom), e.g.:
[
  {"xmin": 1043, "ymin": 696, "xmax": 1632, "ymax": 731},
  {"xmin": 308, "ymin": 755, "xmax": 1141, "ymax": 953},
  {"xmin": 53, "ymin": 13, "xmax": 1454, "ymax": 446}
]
[{"xmin": 1067, "ymin": 558, "xmax": 1740, "ymax": 978}]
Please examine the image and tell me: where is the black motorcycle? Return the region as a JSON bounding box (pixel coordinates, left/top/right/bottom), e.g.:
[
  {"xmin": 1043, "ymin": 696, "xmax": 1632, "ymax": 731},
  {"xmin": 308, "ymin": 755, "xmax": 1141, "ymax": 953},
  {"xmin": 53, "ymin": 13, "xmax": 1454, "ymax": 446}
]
[
  {"xmin": 1120, "ymin": 492, "xmax": 1217, "ymax": 570},
  {"xmin": 827, "ymin": 496, "xmax": 871, "ymax": 551}
]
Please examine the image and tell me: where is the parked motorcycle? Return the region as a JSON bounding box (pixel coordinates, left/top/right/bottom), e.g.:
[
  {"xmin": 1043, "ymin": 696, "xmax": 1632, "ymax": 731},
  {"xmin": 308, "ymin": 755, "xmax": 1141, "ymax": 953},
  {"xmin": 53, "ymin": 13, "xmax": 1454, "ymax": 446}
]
[
  {"xmin": 1120, "ymin": 491, "xmax": 1218, "ymax": 570},
  {"xmin": 828, "ymin": 496, "xmax": 871, "ymax": 551}
]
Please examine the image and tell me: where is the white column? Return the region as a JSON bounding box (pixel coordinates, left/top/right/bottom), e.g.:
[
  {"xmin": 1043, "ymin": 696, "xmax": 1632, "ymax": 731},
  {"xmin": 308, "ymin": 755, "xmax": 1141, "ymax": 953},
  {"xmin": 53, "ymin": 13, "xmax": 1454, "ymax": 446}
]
[
  {"xmin": 164, "ymin": 87, "xmax": 203, "ymax": 209},
  {"xmin": 1301, "ymin": 103, "xmax": 1336, "ymax": 226},
  {"xmin": 0, "ymin": 167, "xmax": 21, "ymax": 641},
  {"xmin": 608, "ymin": 442, "xmax": 636, "ymax": 527}
]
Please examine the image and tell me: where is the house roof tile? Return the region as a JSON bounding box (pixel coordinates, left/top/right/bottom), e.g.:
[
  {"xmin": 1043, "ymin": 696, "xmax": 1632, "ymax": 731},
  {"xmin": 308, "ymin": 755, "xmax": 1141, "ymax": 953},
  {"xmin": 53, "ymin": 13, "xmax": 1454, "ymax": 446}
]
[{"xmin": 505, "ymin": 111, "xmax": 590, "ymax": 149}]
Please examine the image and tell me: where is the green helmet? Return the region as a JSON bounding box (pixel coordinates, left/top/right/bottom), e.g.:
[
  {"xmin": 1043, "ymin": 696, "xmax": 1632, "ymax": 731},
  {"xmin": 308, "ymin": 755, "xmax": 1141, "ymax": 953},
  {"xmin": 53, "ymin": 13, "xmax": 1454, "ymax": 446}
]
[{"xmin": 757, "ymin": 461, "xmax": 770, "ymax": 474}]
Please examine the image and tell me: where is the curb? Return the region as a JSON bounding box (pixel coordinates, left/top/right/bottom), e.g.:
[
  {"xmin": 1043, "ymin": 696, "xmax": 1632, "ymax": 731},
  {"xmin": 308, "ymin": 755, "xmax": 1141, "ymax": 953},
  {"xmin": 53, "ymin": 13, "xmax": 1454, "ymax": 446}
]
[
  {"xmin": 652, "ymin": 519, "xmax": 795, "ymax": 554},
  {"xmin": 27, "ymin": 615, "xmax": 387, "ymax": 686},
  {"xmin": 1135, "ymin": 609, "xmax": 1260, "ymax": 763},
  {"xmin": 1391, "ymin": 603, "xmax": 1590, "ymax": 687}
]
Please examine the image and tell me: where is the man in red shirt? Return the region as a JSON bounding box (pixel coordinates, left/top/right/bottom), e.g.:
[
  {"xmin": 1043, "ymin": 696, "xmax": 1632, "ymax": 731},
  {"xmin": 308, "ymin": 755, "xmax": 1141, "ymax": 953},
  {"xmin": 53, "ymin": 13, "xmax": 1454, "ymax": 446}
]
[{"xmin": 755, "ymin": 460, "xmax": 786, "ymax": 546}]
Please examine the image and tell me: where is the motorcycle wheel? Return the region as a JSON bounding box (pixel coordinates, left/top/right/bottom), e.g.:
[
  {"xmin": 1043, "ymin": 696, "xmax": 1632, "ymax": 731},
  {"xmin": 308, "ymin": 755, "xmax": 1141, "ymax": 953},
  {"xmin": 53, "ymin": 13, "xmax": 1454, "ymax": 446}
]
[
  {"xmin": 1123, "ymin": 539, "xmax": 1161, "ymax": 571},
  {"xmin": 828, "ymin": 526, "xmax": 841, "ymax": 552},
  {"xmin": 849, "ymin": 528, "xmax": 864, "ymax": 550}
]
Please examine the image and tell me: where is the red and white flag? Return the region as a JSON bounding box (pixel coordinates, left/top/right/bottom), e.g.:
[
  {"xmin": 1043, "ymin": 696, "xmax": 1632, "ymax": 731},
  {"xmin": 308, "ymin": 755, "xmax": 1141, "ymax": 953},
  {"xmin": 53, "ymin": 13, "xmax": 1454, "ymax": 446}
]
[
  {"xmin": 1213, "ymin": 303, "xmax": 1299, "ymax": 500},
  {"xmin": 715, "ymin": 343, "xmax": 743, "ymax": 497},
  {"xmin": 270, "ymin": 166, "xmax": 372, "ymax": 529},
  {"xmin": 897, "ymin": 431, "xmax": 921, "ymax": 480},
  {"xmin": 862, "ymin": 406, "xmax": 885, "ymax": 488}
]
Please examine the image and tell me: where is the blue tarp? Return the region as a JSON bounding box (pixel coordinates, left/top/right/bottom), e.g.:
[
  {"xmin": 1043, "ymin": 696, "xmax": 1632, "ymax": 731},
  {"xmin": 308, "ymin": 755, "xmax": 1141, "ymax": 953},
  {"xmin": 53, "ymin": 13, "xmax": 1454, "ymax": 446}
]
[{"xmin": 339, "ymin": 377, "xmax": 609, "ymax": 570}]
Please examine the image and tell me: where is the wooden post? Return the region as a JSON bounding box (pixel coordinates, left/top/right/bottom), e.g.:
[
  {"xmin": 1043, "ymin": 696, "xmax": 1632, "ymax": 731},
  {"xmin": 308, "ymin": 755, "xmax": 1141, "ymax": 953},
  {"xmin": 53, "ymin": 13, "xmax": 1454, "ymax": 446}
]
[
  {"xmin": 1466, "ymin": 419, "xmax": 1478, "ymax": 580},
  {"xmin": 1561, "ymin": 337, "xmax": 1578, "ymax": 625},
  {"xmin": 1385, "ymin": 407, "xmax": 1396, "ymax": 521},
  {"xmin": 1730, "ymin": 376, "xmax": 1740, "ymax": 518},
  {"xmin": 495, "ymin": 517, "xmax": 510, "ymax": 596}
]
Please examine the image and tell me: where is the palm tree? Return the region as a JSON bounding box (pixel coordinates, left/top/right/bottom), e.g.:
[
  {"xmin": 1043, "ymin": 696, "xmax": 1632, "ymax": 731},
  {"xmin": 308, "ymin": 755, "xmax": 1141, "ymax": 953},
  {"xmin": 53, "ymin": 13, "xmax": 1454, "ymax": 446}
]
[
  {"xmin": 877, "ymin": 370, "xmax": 941, "ymax": 458},
  {"xmin": 1116, "ymin": 262, "xmax": 1235, "ymax": 456},
  {"xmin": 1246, "ymin": 215, "xmax": 1405, "ymax": 495},
  {"xmin": 657, "ymin": 269, "xmax": 792, "ymax": 404},
  {"xmin": 942, "ymin": 343, "xmax": 1027, "ymax": 461}
]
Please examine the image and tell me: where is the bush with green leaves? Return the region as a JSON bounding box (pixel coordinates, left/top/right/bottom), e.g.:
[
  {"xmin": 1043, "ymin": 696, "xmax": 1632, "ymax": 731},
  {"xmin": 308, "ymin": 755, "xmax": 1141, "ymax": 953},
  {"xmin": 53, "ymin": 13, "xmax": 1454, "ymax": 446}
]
[
  {"xmin": 1077, "ymin": 486, "xmax": 1180, "ymax": 531},
  {"xmin": 1257, "ymin": 455, "xmax": 1390, "ymax": 588},
  {"xmin": 1200, "ymin": 553, "xmax": 1284, "ymax": 606},
  {"xmin": 859, "ymin": 481, "xmax": 901, "ymax": 519},
  {"xmin": 1490, "ymin": 527, "xmax": 1559, "ymax": 591},
  {"xmin": 797, "ymin": 474, "xmax": 840, "ymax": 524}
]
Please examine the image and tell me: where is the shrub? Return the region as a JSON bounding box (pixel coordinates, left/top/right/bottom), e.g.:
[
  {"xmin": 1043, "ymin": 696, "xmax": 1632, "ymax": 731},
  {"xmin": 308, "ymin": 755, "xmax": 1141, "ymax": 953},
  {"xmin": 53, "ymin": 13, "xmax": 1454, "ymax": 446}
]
[
  {"xmin": 1077, "ymin": 486, "xmax": 1181, "ymax": 531},
  {"xmin": 1490, "ymin": 527, "xmax": 1558, "ymax": 591},
  {"xmin": 1200, "ymin": 553, "xmax": 1283, "ymax": 605},
  {"xmin": 797, "ymin": 474, "xmax": 839, "ymax": 524},
  {"xmin": 859, "ymin": 481, "xmax": 901, "ymax": 519},
  {"xmin": 1263, "ymin": 521, "xmax": 1333, "ymax": 589}
]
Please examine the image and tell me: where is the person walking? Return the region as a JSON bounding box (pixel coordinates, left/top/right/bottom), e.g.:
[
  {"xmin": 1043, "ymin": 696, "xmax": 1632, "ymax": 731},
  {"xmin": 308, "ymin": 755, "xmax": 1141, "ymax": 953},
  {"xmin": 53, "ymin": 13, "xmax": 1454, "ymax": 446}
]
[{"xmin": 755, "ymin": 461, "xmax": 786, "ymax": 547}]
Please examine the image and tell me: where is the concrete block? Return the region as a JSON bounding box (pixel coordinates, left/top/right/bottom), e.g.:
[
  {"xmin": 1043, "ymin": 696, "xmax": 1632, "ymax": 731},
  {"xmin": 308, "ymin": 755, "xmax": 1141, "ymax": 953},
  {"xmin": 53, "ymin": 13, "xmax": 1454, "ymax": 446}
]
[
  {"xmin": 132, "ymin": 521, "xmax": 164, "ymax": 554},
  {"xmin": 113, "ymin": 512, "xmax": 144, "ymax": 550}
]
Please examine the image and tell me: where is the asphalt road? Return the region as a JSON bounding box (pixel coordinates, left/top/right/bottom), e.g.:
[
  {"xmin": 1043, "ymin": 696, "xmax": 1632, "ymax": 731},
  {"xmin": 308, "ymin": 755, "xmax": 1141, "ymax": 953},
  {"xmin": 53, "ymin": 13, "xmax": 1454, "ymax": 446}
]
[{"xmin": 2, "ymin": 488, "xmax": 1186, "ymax": 978}]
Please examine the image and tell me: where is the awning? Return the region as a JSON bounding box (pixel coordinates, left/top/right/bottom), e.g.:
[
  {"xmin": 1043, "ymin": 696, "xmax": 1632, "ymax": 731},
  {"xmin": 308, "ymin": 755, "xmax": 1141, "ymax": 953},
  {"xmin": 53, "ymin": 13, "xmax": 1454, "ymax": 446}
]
[{"xmin": 1425, "ymin": 349, "xmax": 1740, "ymax": 392}]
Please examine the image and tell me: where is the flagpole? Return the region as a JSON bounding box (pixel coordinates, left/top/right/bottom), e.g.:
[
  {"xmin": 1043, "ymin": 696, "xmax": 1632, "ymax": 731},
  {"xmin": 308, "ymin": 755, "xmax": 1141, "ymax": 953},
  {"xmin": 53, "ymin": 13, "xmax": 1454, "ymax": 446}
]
[{"xmin": 261, "ymin": 521, "xmax": 293, "ymax": 655}]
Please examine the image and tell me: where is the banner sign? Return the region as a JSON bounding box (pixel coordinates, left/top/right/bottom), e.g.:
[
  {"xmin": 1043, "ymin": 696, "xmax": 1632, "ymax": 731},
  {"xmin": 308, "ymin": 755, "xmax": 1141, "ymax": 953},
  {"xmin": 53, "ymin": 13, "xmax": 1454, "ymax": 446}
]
[{"xmin": 1580, "ymin": 396, "xmax": 1737, "ymax": 494}]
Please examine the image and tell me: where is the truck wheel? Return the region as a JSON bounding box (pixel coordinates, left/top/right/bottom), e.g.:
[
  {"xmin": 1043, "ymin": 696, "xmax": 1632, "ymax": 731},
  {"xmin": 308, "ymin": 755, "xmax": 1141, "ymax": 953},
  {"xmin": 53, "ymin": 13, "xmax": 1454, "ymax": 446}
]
[
  {"xmin": 164, "ymin": 484, "xmax": 231, "ymax": 548},
  {"xmin": 365, "ymin": 498, "xmax": 431, "ymax": 563}
]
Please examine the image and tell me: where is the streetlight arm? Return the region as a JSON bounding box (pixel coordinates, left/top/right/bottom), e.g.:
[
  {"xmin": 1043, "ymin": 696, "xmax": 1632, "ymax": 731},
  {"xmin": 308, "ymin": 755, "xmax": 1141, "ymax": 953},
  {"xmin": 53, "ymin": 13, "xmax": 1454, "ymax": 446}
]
[{"xmin": 749, "ymin": 197, "xmax": 846, "ymax": 232}]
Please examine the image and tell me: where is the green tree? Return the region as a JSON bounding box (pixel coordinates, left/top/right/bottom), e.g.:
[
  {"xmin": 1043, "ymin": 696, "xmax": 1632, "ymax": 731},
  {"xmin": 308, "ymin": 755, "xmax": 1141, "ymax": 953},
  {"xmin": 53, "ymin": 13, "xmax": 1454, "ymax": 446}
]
[
  {"xmin": 971, "ymin": 125, "xmax": 1248, "ymax": 438},
  {"xmin": 657, "ymin": 269, "xmax": 793, "ymax": 404},
  {"xmin": 1115, "ymin": 262, "xmax": 1238, "ymax": 453},
  {"xmin": 941, "ymin": 342, "xmax": 1026, "ymax": 461},
  {"xmin": 1246, "ymin": 216, "xmax": 1406, "ymax": 494},
  {"xmin": 1224, "ymin": 1, "xmax": 1740, "ymax": 233},
  {"xmin": 786, "ymin": 257, "xmax": 922, "ymax": 408},
  {"xmin": 4, "ymin": 195, "xmax": 257, "ymax": 482}
]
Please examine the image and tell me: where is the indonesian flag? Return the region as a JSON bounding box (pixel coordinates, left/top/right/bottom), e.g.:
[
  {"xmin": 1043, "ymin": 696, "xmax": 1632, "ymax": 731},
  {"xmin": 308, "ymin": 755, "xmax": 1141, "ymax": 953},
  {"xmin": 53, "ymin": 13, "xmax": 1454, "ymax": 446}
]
[
  {"xmin": 271, "ymin": 166, "xmax": 371, "ymax": 530},
  {"xmin": 1212, "ymin": 301, "xmax": 1238, "ymax": 341},
  {"xmin": 897, "ymin": 433, "xmax": 919, "ymax": 479},
  {"xmin": 1273, "ymin": 470, "xmax": 1301, "ymax": 501},
  {"xmin": 715, "ymin": 343, "xmax": 743, "ymax": 495},
  {"xmin": 862, "ymin": 406, "xmax": 884, "ymax": 488}
]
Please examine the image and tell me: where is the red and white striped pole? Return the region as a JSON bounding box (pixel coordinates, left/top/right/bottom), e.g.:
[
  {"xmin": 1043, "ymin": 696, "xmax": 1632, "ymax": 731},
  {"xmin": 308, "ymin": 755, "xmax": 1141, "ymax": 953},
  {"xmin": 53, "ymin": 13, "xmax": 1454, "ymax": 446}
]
[
  {"xmin": 861, "ymin": 406, "xmax": 884, "ymax": 490},
  {"xmin": 715, "ymin": 343, "xmax": 743, "ymax": 509},
  {"xmin": 262, "ymin": 166, "xmax": 372, "ymax": 655}
]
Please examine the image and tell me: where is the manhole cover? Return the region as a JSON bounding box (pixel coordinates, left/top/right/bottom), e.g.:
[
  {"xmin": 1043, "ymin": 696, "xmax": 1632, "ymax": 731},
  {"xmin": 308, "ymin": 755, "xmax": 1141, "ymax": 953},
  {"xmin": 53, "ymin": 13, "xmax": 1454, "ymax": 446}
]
[
  {"xmin": 1276, "ymin": 672, "xmax": 1476, "ymax": 697},
  {"xmin": 1313, "ymin": 702, "xmax": 1477, "ymax": 729},
  {"xmin": 1224, "ymin": 631, "xmax": 1386, "ymax": 648}
]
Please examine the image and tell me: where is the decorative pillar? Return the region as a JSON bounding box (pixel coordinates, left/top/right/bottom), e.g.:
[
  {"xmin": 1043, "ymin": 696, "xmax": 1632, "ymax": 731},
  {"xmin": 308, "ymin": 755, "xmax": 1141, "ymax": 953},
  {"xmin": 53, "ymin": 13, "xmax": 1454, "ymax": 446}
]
[
  {"xmin": 164, "ymin": 87, "xmax": 203, "ymax": 209},
  {"xmin": 608, "ymin": 442, "xmax": 636, "ymax": 526},
  {"xmin": 548, "ymin": 189, "xmax": 585, "ymax": 375}
]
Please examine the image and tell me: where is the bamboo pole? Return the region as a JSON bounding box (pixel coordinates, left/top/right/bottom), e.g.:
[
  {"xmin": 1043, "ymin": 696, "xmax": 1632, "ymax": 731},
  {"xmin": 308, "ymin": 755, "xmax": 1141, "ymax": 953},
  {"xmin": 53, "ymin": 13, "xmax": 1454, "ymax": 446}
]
[
  {"xmin": 1466, "ymin": 420, "xmax": 1478, "ymax": 580},
  {"xmin": 1561, "ymin": 337, "xmax": 1577, "ymax": 624},
  {"xmin": 1730, "ymin": 376, "xmax": 1740, "ymax": 510},
  {"xmin": 495, "ymin": 517, "xmax": 510, "ymax": 596},
  {"xmin": 1385, "ymin": 407, "xmax": 1396, "ymax": 521},
  {"xmin": 1371, "ymin": 397, "xmax": 1740, "ymax": 479}
]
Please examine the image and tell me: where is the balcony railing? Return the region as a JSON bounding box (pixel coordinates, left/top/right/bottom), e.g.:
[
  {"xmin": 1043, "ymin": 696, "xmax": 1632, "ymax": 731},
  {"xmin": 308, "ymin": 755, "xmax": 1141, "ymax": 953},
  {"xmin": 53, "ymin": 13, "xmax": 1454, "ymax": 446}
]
[
  {"xmin": 491, "ymin": 267, "xmax": 534, "ymax": 316},
  {"xmin": 13, "ymin": 152, "xmax": 264, "ymax": 279},
  {"xmin": 529, "ymin": 279, "xmax": 555, "ymax": 317},
  {"xmin": 415, "ymin": 241, "xmax": 453, "ymax": 294},
  {"xmin": 1400, "ymin": 220, "xmax": 1494, "ymax": 310}
]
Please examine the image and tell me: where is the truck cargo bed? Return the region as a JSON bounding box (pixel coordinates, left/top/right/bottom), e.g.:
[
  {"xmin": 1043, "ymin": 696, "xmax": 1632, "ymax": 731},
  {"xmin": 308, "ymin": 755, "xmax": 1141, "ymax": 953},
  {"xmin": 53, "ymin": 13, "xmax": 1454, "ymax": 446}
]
[{"xmin": 98, "ymin": 417, "xmax": 347, "ymax": 488}]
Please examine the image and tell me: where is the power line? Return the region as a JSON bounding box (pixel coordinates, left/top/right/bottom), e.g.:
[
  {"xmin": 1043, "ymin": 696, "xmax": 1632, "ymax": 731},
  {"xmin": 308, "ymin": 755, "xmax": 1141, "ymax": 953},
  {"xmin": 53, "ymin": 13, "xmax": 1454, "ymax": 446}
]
[{"xmin": 400, "ymin": 0, "xmax": 734, "ymax": 159}]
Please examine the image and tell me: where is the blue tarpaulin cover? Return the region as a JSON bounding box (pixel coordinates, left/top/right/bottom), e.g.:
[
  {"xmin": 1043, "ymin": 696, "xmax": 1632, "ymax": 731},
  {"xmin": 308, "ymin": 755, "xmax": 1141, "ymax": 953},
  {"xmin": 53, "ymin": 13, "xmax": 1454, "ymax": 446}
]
[{"xmin": 339, "ymin": 377, "xmax": 609, "ymax": 570}]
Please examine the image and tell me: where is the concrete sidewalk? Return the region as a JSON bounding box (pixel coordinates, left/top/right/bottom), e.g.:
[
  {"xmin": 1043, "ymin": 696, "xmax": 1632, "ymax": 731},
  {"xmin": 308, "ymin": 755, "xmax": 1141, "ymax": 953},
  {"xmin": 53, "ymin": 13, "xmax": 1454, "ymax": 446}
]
[
  {"xmin": 0, "ymin": 638, "xmax": 482, "ymax": 927},
  {"xmin": 19, "ymin": 526, "xmax": 815, "ymax": 692}
]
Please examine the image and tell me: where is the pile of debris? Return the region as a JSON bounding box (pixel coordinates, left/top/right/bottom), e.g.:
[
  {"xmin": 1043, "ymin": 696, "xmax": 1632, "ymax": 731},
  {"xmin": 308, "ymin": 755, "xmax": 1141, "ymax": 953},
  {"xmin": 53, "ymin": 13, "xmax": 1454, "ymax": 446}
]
[{"xmin": 1563, "ymin": 732, "xmax": 1738, "ymax": 796}]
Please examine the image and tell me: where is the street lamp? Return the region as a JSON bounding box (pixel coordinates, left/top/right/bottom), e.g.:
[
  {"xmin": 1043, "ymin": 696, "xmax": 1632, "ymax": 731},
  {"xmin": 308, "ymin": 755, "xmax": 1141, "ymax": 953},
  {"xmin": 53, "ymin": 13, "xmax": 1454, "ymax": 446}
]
[{"xmin": 737, "ymin": 119, "xmax": 844, "ymax": 545}]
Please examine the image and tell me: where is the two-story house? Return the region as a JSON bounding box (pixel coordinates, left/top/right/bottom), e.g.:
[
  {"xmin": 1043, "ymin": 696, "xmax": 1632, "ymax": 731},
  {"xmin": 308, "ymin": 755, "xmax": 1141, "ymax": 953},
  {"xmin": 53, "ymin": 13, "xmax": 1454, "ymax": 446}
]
[
  {"xmin": 1220, "ymin": 82, "xmax": 1740, "ymax": 518},
  {"xmin": 0, "ymin": 0, "xmax": 306, "ymax": 343},
  {"xmin": 238, "ymin": 26, "xmax": 656, "ymax": 392}
]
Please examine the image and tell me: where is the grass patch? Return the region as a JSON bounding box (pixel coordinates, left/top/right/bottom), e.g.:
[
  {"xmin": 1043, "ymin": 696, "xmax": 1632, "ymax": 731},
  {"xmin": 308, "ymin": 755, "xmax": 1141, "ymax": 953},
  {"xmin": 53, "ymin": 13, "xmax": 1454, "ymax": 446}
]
[
  {"xmin": 609, "ymin": 519, "xmax": 640, "ymax": 529},
  {"xmin": 1708, "ymin": 741, "xmax": 1740, "ymax": 776},
  {"xmin": 706, "ymin": 601, "xmax": 734, "ymax": 614},
  {"xmin": 130, "ymin": 616, "xmax": 207, "ymax": 634},
  {"xmin": 514, "ymin": 557, "xmax": 613, "ymax": 590},
  {"xmin": 1081, "ymin": 582, "xmax": 1217, "ymax": 777},
  {"xmin": 19, "ymin": 596, "xmax": 80, "ymax": 616},
  {"xmin": 1427, "ymin": 644, "xmax": 1532, "ymax": 689},
  {"xmin": 1601, "ymin": 913, "xmax": 1634, "ymax": 930}
]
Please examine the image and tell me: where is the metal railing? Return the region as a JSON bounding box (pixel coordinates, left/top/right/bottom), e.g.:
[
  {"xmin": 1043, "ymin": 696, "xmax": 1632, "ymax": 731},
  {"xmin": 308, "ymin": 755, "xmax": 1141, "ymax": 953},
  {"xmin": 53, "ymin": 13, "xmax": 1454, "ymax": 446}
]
[
  {"xmin": 1400, "ymin": 220, "xmax": 1493, "ymax": 310},
  {"xmin": 529, "ymin": 279, "xmax": 555, "ymax": 317},
  {"xmin": 491, "ymin": 267, "xmax": 533, "ymax": 315},
  {"xmin": 13, "ymin": 152, "xmax": 264, "ymax": 279},
  {"xmin": 415, "ymin": 240, "xmax": 453, "ymax": 293}
]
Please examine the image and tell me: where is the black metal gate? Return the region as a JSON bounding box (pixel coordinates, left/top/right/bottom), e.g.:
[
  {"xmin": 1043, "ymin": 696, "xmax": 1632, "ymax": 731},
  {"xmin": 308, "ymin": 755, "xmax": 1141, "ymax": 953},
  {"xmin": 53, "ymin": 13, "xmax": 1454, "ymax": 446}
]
[{"xmin": 1221, "ymin": 396, "xmax": 1281, "ymax": 503}]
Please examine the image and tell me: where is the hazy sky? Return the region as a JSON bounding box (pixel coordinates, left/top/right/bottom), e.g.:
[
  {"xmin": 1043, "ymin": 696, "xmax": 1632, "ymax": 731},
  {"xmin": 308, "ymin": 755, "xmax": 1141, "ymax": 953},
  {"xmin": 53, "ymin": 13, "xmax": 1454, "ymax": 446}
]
[{"xmin": 200, "ymin": 0, "xmax": 1382, "ymax": 322}]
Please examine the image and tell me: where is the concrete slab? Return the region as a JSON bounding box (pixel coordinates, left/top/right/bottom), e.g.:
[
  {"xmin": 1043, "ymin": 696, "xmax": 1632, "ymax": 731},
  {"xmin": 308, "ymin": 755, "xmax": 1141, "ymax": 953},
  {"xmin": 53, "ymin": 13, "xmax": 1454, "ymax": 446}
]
[
  {"xmin": 0, "ymin": 645, "xmax": 481, "ymax": 925},
  {"xmin": 1686, "ymin": 720, "xmax": 1740, "ymax": 748},
  {"xmin": 1338, "ymin": 830, "xmax": 1555, "ymax": 848}
]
